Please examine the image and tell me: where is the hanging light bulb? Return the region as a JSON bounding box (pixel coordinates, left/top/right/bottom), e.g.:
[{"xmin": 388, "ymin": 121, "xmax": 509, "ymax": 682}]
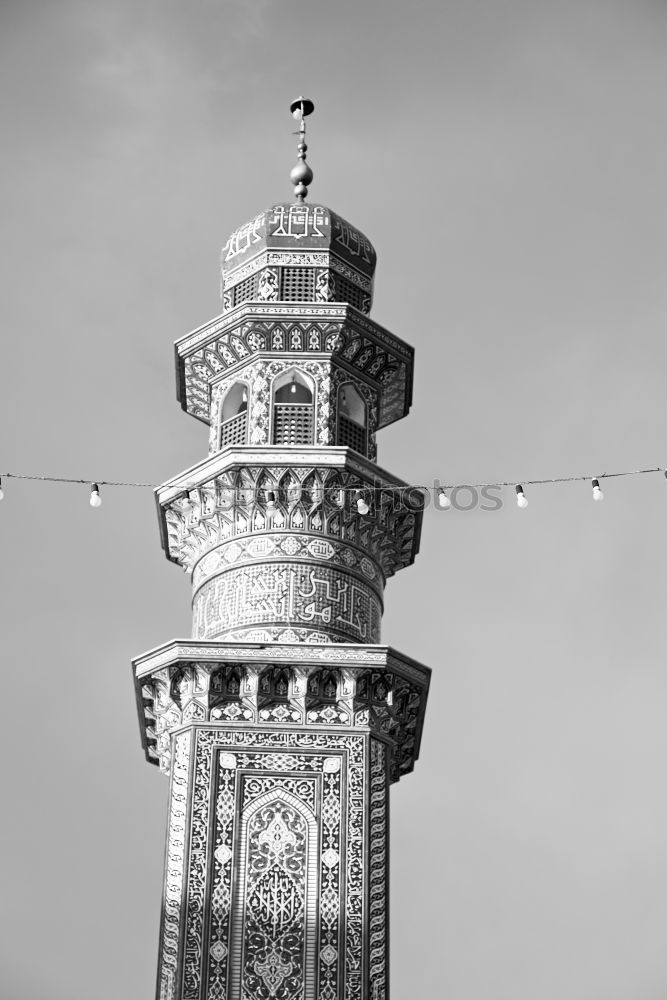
[
  {"xmin": 90, "ymin": 483, "xmax": 102, "ymax": 508},
  {"xmin": 355, "ymin": 490, "xmax": 370, "ymax": 515},
  {"xmin": 290, "ymin": 374, "xmax": 297, "ymax": 395},
  {"xmin": 242, "ymin": 388, "xmax": 248, "ymax": 403},
  {"xmin": 592, "ymin": 478, "xmax": 604, "ymax": 502},
  {"xmin": 515, "ymin": 485, "xmax": 528, "ymax": 509},
  {"xmin": 437, "ymin": 488, "xmax": 451, "ymax": 509},
  {"xmin": 266, "ymin": 490, "xmax": 276, "ymax": 509},
  {"xmin": 0, "ymin": 477, "xmax": 4, "ymax": 502}
]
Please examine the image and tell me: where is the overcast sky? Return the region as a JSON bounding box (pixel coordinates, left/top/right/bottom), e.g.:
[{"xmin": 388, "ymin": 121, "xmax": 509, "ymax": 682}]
[{"xmin": 1, "ymin": 1, "xmax": 667, "ymax": 998}]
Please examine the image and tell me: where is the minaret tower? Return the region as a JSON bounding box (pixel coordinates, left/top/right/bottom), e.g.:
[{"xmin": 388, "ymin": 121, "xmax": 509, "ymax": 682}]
[{"xmin": 133, "ymin": 100, "xmax": 431, "ymax": 1000}]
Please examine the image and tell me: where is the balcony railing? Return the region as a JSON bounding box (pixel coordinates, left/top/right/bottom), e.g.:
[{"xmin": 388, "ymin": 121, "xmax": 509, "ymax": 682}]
[
  {"xmin": 219, "ymin": 411, "xmax": 247, "ymax": 448},
  {"xmin": 272, "ymin": 404, "xmax": 314, "ymax": 445}
]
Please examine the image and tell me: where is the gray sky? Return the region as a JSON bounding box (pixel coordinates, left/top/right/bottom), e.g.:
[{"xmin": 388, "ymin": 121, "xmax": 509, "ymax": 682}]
[{"xmin": 1, "ymin": 1, "xmax": 667, "ymax": 998}]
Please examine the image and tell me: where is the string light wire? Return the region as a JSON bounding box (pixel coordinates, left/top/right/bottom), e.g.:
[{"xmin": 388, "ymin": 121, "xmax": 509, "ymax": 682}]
[
  {"xmin": 0, "ymin": 473, "xmax": 154, "ymax": 488},
  {"xmin": 0, "ymin": 466, "xmax": 664, "ymax": 499}
]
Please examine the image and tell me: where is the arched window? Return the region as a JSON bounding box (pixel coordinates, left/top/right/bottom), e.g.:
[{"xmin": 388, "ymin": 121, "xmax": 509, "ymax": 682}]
[
  {"xmin": 272, "ymin": 370, "xmax": 314, "ymax": 445},
  {"xmin": 337, "ymin": 383, "xmax": 367, "ymax": 455},
  {"xmin": 219, "ymin": 382, "xmax": 248, "ymax": 448}
]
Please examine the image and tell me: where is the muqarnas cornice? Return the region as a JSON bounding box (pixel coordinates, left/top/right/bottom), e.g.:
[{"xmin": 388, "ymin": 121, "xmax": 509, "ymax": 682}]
[
  {"xmin": 156, "ymin": 446, "xmax": 422, "ymax": 570},
  {"xmin": 174, "ymin": 303, "xmax": 414, "ymax": 429},
  {"xmin": 132, "ymin": 640, "xmax": 431, "ymax": 782}
]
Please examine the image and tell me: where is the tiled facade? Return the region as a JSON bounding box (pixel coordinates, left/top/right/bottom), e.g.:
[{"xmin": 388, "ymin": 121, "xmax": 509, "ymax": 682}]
[{"xmin": 133, "ymin": 153, "xmax": 430, "ymax": 1000}]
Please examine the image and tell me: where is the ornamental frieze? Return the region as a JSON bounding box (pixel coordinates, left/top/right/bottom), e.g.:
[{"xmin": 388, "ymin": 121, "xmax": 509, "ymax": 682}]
[
  {"xmin": 220, "ymin": 203, "xmax": 376, "ymax": 273},
  {"xmin": 192, "ymin": 562, "xmax": 382, "ymax": 644},
  {"xmin": 192, "ymin": 533, "xmax": 383, "ymax": 592},
  {"xmin": 159, "ymin": 459, "xmax": 421, "ymax": 579},
  {"xmin": 133, "ymin": 650, "xmax": 430, "ymax": 783},
  {"xmin": 221, "ymin": 249, "xmax": 374, "ymax": 294},
  {"xmin": 175, "ymin": 304, "xmax": 413, "ymax": 428}
]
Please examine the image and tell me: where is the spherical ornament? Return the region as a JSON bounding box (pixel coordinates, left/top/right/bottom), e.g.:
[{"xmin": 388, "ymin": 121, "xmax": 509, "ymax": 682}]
[{"xmin": 290, "ymin": 161, "xmax": 313, "ymax": 187}]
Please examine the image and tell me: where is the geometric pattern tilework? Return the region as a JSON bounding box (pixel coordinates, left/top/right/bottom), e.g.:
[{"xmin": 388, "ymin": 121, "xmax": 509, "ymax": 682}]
[
  {"xmin": 192, "ymin": 534, "xmax": 383, "ymax": 593},
  {"xmin": 157, "ymin": 728, "xmax": 386, "ymax": 1000},
  {"xmin": 192, "ymin": 562, "xmax": 382, "ymax": 644}
]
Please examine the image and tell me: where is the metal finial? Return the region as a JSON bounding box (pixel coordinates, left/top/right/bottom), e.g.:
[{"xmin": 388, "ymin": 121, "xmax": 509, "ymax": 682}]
[{"xmin": 289, "ymin": 97, "xmax": 314, "ymax": 202}]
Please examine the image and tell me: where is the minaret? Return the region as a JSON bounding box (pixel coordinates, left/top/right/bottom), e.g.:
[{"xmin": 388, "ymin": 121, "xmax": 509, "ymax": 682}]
[{"xmin": 132, "ymin": 99, "xmax": 430, "ymax": 1000}]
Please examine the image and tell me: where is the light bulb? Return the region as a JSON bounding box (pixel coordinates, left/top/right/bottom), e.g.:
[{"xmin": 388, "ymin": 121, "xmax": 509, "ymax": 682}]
[
  {"xmin": 290, "ymin": 380, "xmax": 297, "ymax": 395},
  {"xmin": 515, "ymin": 485, "xmax": 528, "ymax": 509},
  {"xmin": 266, "ymin": 491, "xmax": 276, "ymax": 509},
  {"xmin": 592, "ymin": 478, "xmax": 604, "ymax": 502},
  {"xmin": 356, "ymin": 491, "xmax": 370, "ymax": 515},
  {"xmin": 0, "ymin": 477, "xmax": 4, "ymax": 502},
  {"xmin": 242, "ymin": 388, "xmax": 248, "ymax": 403},
  {"xmin": 437, "ymin": 488, "xmax": 451, "ymax": 509},
  {"xmin": 90, "ymin": 483, "xmax": 102, "ymax": 508}
]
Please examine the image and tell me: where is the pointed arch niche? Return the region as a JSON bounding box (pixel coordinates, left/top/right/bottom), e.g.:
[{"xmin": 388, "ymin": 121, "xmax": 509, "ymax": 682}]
[
  {"xmin": 219, "ymin": 382, "xmax": 249, "ymax": 448},
  {"xmin": 337, "ymin": 382, "xmax": 367, "ymax": 456},
  {"xmin": 272, "ymin": 369, "xmax": 315, "ymax": 446},
  {"xmin": 229, "ymin": 787, "xmax": 319, "ymax": 1000}
]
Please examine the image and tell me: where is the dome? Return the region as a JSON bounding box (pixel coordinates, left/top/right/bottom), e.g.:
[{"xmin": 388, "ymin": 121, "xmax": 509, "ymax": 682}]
[{"xmin": 220, "ymin": 202, "xmax": 376, "ymax": 315}]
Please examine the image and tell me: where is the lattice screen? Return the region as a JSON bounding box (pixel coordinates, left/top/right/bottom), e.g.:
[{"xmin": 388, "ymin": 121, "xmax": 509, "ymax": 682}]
[
  {"xmin": 219, "ymin": 411, "xmax": 247, "ymax": 447},
  {"xmin": 280, "ymin": 268, "xmax": 315, "ymax": 301},
  {"xmin": 273, "ymin": 404, "xmax": 314, "ymax": 445},
  {"xmin": 334, "ymin": 275, "xmax": 369, "ymax": 313},
  {"xmin": 338, "ymin": 414, "xmax": 367, "ymax": 456},
  {"xmin": 231, "ymin": 274, "xmax": 257, "ymax": 306}
]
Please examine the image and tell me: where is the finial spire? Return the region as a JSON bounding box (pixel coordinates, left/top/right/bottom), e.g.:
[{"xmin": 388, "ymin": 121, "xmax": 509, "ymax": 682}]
[{"xmin": 289, "ymin": 96, "xmax": 314, "ymax": 202}]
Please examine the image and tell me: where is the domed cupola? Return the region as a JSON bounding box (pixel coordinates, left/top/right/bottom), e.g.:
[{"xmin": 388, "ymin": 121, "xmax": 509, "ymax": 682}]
[{"xmin": 221, "ymin": 99, "xmax": 376, "ymax": 315}]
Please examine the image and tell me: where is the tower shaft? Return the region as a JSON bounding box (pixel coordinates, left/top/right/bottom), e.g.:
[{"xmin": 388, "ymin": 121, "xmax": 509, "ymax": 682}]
[{"xmin": 158, "ymin": 726, "xmax": 387, "ymax": 1000}]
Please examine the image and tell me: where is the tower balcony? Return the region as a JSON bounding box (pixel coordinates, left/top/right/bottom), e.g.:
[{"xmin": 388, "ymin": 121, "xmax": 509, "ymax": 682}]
[
  {"xmin": 133, "ymin": 639, "xmax": 431, "ymax": 783},
  {"xmin": 156, "ymin": 446, "xmax": 423, "ymax": 645},
  {"xmin": 175, "ymin": 302, "xmax": 415, "ymax": 433}
]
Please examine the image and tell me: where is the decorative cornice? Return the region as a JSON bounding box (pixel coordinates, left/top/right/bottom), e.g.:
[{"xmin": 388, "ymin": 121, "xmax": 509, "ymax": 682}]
[
  {"xmin": 156, "ymin": 446, "xmax": 409, "ymax": 501},
  {"xmin": 174, "ymin": 304, "xmax": 414, "ymax": 429},
  {"xmin": 223, "ymin": 249, "xmax": 374, "ymax": 294},
  {"xmin": 154, "ymin": 450, "xmax": 423, "ymax": 581},
  {"xmin": 132, "ymin": 640, "xmax": 431, "ymax": 782}
]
